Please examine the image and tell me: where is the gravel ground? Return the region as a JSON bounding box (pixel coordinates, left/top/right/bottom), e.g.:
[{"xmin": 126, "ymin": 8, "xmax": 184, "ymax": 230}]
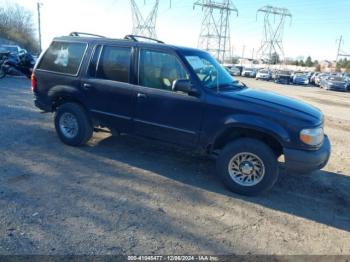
[{"xmin": 0, "ymin": 76, "xmax": 349, "ymax": 255}]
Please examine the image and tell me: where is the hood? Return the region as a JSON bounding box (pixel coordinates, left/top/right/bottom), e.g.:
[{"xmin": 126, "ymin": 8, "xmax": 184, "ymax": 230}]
[{"xmin": 223, "ymin": 88, "xmax": 323, "ymax": 125}]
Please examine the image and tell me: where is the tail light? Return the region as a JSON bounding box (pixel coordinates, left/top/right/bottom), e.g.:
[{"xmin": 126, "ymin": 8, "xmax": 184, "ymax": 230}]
[{"xmin": 31, "ymin": 73, "xmax": 37, "ymax": 92}]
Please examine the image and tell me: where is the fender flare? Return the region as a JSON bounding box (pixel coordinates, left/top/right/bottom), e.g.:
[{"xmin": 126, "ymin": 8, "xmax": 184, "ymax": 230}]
[
  {"xmin": 211, "ymin": 114, "xmax": 291, "ymax": 149},
  {"xmin": 47, "ymin": 85, "xmax": 85, "ymax": 107}
]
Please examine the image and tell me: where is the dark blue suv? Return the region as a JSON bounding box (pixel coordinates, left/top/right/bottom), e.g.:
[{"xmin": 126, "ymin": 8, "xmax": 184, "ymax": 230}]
[{"xmin": 32, "ymin": 33, "xmax": 331, "ymax": 195}]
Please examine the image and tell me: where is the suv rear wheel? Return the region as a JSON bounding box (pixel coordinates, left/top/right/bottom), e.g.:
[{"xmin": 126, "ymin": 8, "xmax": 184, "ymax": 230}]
[
  {"xmin": 216, "ymin": 138, "xmax": 279, "ymax": 196},
  {"xmin": 54, "ymin": 102, "xmax": 93, "ymax": 146}
]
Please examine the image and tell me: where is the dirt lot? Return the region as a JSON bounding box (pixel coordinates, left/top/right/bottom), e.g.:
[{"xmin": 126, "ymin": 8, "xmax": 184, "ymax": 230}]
[{"xmin": 0, "ymin": 76, "xmax": 349, "ymax": 255}]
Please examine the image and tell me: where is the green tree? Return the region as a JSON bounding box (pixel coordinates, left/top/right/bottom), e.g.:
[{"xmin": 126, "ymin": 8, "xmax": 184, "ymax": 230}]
[
  {"xmin": 305, "ymin": 56, "xmax": 313, "ymax": 67},
  {"xmin": 0, "ymin": 3, "xmax": 39, "ymax": 53}
]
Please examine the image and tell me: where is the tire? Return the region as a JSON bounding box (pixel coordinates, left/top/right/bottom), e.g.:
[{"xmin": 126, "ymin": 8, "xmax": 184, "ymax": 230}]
[
  {"xmin": 54, "ymin": 102, "xmax": 93, "ymax": 146},
  {"xmin": 216, "ymin": 138, "xmax": 279, "ymax": 196}
]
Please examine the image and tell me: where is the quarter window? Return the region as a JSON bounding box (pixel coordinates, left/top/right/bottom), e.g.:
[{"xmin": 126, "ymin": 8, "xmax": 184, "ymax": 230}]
[
  {"xmin": 93, "ymin": 46, "xmax": 131, "ymax": 83},
  {"xmin": 139, "ymin": 50, "xmax": 188, "ymax": 90},
  {"xmin": 38, "ymin": 41, "xmax": 87, "ymax": 75}
]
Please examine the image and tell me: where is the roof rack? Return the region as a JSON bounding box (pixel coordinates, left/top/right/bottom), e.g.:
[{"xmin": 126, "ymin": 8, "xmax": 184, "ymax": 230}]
[
  {"xmin": 69, "ymin": 32, "xmax": 106, "ymax": 38},
  {"xmin": 124, "ymin": 35, "xmax": 164, "ymax": 44}
]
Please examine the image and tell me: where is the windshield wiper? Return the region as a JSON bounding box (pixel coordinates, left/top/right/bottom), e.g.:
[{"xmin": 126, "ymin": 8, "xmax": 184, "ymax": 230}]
[{"xmin": 217, "ymin": 82, "xmax": 245, "ymax": 91}]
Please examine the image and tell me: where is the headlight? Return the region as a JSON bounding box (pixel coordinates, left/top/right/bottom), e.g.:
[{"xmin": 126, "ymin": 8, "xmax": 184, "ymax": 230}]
[{"xmin": 300, "ymin": 127, "xmax": 324, "ymax": 146}]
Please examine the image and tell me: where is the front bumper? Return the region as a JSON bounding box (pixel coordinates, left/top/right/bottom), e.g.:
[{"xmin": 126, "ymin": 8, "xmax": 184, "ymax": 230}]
[
  {"xmin": 257, "ymin": 75, "xmax": 270, "ymax": 80},
  {"xmin": 294, "ymin": 79, "xmax": 309, "ymax": 85},
  {"xmin": 284, "ymin": 135, "xmax": 331, "ymax": 173},
  {"xmin": 329, "ymin": 85, "xmax": 347, "ymax": 91}
]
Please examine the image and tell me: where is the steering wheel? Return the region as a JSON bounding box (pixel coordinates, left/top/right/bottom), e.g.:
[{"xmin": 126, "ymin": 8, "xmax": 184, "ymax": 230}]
[{"xmin": 203, "ymin": 69, "xmax": 214, "ymax": 84}]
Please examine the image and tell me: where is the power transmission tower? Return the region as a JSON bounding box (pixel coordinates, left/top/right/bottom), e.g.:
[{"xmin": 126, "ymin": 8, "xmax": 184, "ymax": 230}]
[
  {"xmin": 130, "ymin": 0, "xmax": 160, "ymax": 39},
  {"xmin": 256, "ymin": 5, "xmax": 292, "ymax": 65},
  {"xmin": 194, "ymin": 0, "xmax": 238, "ymax": 63},
  {"xmin": 336, "ymin": 35, "xmax": 343, "ymax": 62},
  {"xmin": 335, "ymin": 35, "xmax": 350, "ymax": 60}
]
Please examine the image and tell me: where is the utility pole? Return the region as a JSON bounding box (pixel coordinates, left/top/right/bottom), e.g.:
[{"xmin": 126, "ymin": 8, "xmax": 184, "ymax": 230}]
[
  {"xmin": 194, "ymin": 0, "xmax": 238, "ymax": 63},
  {"xmin": 256, "ymin": 5, "xmax": 292, "ymax": 66},
  {"xmin": 240, "ymin": 44, "xmax": 245, "ymax": 66},
  {"xmin": 37, "ymin": 2, "xmax": 43, "ymax": 53},
  {"xmin": 336, "ymin": 35, "xmax": 343, "ymax": 63}
]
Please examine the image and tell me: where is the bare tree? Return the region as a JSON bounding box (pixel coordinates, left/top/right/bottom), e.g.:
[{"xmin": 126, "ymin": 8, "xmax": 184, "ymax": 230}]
[{"xmin": 0, "ymin": 2, "xmax": 39, "ymax": 53}]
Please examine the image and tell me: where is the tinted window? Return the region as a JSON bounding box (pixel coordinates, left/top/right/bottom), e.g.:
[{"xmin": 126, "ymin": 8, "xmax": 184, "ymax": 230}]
[
  {"xmin": 139, "ymin": 50, "xmax": 188, "ymax": 90},
  {"xmin": 38, "ymin": 41, "xmax": 86, "ymax": 75},
  {"xmin": 94, "ymin": 46, "xmax": 131, "ymax": 83}
]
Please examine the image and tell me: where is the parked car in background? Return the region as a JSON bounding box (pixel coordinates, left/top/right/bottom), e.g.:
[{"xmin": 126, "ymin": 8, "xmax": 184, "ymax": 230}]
[
  {"xmin": 343, "ymin": 73, "xmax": 350, "ymax": 84},
  {"xmin": 0, "ymin": 44, "xmax": 23, "ymax": 55},
  {"xmin": 256, "ymin": 69, "xmax": 271, "ymax": 80},
  {"xmin": 274, "ymin": 70, "xmax": 292, "ymax": 84},
  {"xmin": 310, "ymin": 72, "xmax": 319, "ymax": 85},
  {"xmin": 320, "ymin": 76, "xmax": 348, "ymax": 91},
  {"xmin": 315, "ymin": 73, "xmax": 328, "ymax": 86},
  {"xmin": 0, "ymin": 49, "xmax": 35, "ymax": 79},
  {"xmin": 224, "ymin": 65, "xmax": 241, "ymax": 76},
  {"xmin": 235, "ymin": 65, "xmax": 243, "ymax": 75},
  {"xmin": 241, "ymin": 67, "xmax": 257, "ymax": 77},
  {"xmin": 293, "ymin": 73, "xmax": 310, "ymax": 85},
  {"xmin": 306, "ymin": 72, "xmax": 313, "ymax": 80}
]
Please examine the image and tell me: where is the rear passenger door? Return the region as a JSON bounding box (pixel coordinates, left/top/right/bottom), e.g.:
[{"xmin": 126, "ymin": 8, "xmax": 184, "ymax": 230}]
[
  {"xmin": 83, "ymin": 45, "xmax": 136, "ymax": 132},
  {"xmin": 134, "ymin": 49, "xmax": 204, "ymax": 147}
]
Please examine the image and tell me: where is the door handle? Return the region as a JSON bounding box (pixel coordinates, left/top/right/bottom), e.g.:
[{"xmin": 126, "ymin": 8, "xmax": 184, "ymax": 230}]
[
  {"xmin": 137, "ymin": 93, "xmax": 147, "ymax": 98},
  {"xmin": 83, "ymin": 83, "xmax": 92, "ymax": 89}
]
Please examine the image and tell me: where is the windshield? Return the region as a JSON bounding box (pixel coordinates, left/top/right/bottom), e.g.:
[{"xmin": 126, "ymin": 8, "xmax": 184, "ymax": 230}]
[
  {"xmin": 185, "ymin": 52, "xmax": 242, "ymax": 90},
  {"xmin": 329, "ymin": 77, "xmax": 344, "ymax": 82}
]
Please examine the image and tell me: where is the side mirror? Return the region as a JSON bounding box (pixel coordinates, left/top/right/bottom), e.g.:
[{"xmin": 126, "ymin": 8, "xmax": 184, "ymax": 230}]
[{"xmin": 172, "ymin": 79, "xmax": 200, "ymax": 96}]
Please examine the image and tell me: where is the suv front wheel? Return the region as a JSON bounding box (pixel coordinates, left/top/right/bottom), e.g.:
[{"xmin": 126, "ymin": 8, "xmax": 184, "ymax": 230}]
[
  {"xmin": 216, "ymin": 138, "xmax": 279, "ymax": 196},
  {"xmin": 54, "ymin": 102, "xmax": 93, "ymax": 146}
]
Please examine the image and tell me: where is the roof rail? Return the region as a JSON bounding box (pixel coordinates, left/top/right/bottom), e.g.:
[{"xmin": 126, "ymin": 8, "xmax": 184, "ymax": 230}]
[
  {"xmin": 124, "ymin": 35, "xmax": 164, "ymax": 44},
  {"xmin": 69, "ymin": 32, "xmax": 106, "ymax": 38}
]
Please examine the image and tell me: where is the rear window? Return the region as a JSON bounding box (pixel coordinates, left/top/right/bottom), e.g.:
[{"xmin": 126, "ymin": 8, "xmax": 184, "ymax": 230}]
[{"xmin": 38, "ymin": 41, "xmax": 87, "ymax": 75}]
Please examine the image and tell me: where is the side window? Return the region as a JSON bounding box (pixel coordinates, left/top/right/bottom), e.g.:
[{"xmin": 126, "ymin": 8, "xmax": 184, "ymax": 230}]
[
  {"xmin": 94, "ymin": 46, "xmax": 131, "ymax": 83},
  {"xmin": 139, "ymin": 50, "xmax": 188, "ymax": 91},
  {"xmin": 38, "ymin": 41, "xmax": 87, "ymax": 75}
]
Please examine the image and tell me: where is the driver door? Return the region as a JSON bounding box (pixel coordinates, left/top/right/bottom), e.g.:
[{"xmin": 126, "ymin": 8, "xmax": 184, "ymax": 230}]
[{"xmin": 133, "ymin": 49, "xmax": 204, "ymax": 147}]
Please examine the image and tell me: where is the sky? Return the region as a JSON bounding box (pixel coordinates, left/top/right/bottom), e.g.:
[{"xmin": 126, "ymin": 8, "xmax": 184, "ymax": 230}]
[{"xmin": 4, "ymin": 0, "xmax": 350, "ymax": 61}]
